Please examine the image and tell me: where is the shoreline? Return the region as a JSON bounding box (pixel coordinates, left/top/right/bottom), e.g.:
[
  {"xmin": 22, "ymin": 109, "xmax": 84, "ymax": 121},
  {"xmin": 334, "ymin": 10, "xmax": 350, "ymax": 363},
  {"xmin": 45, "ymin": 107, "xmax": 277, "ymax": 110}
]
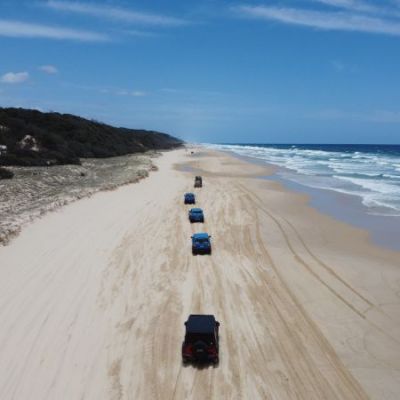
[
  {"xmin": 270, "ymin": 174, "xmax": 400, "ymax": 251},
  {"xmin": 217, "ymin": 148, "xmax": 400, "ymax": 252},
  {"xmin": 0, "ymin": 147, "xmax": 399, "ymax": 399}
]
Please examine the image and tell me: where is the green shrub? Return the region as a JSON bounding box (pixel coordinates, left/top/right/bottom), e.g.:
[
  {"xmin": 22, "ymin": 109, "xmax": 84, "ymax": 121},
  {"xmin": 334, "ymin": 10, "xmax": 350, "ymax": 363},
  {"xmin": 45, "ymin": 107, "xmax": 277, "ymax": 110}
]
[{"xmin": 0, "ymin": 107, "xmax": 183, "ymax": 166}]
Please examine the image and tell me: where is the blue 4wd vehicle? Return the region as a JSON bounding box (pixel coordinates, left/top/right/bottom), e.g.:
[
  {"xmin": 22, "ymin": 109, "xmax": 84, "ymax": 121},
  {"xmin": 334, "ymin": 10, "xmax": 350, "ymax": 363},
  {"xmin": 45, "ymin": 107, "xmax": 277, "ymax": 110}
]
[
  {"xmin": 191, "ymin": 233, "xmax": 211, "ymax": 255},
  {"xmin": 189, "ymin": 208, "xmax": 204, "ymax": 223},
  {"xmin": 182, "ymin": 315, "xmax": 220, "ymax": 364},
  {"xmin": 184, "ymin": 193, "xmax": 195, "ymax": 204}
]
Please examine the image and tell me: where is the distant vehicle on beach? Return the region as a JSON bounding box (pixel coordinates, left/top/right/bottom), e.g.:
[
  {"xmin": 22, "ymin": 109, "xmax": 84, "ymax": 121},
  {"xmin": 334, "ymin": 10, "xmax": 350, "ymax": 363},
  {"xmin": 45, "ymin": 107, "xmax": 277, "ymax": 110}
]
[
  {"xmin": 0, "ymin": 144, "xmax": 7, "ymax": 156},
  {"xmin": 184, "ymin": 193, "xmax": 195, "ymax": 204},
  {"xmin": 182, "ymin": 314, "xmax": 220, "ymax": 364},
  {"xmin": 189, "ymin": 208, "xmax": 204, "ymax": 223},
  {"xmin": 191, "ymin": 232, "xmax": 211, "ymax": 255},
  {"xmin": 194, "ymin": 176, "xmax": 202, "ymax": 188}
]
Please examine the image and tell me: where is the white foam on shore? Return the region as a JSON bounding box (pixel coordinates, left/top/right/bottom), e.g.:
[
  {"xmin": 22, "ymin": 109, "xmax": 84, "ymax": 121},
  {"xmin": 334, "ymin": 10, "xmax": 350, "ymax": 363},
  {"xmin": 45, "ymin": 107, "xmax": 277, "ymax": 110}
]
[{"xmin": 208, "ymin": 144, "xmax": 400, "ymax": 216}]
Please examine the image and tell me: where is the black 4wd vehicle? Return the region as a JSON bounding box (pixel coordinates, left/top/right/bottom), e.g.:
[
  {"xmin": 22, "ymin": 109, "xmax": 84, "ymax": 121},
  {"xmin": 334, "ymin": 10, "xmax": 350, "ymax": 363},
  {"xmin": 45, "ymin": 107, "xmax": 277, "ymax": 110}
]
[
  {"xmin": 182, "ymin": 315, "xmax": 220, "ymax": 364},
  {"xmin": 194, "ymin": 176, "xmax": 202, "ymax": 188}
]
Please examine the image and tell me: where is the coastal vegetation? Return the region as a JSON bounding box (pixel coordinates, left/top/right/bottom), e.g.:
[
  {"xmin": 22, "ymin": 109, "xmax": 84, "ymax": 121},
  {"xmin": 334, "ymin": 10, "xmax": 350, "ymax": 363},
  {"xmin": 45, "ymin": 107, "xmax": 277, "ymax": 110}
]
[
  {"xmin": 0, "ymin": 108, "xmax": 183, "ymax": 167},
  {"xmin": 0, "ymin": 167, "xmax": 14, "ymax": 179}
]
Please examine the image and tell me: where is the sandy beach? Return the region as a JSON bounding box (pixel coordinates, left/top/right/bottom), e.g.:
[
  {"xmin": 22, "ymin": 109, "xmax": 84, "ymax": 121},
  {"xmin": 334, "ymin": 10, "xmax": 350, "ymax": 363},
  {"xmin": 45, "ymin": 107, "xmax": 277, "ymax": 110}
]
[
  {"xmin": 0, "ymin": 152, "xmax": 155, "ymax": 245},
  {"xmin": 1, "ymin": 147, "xmax": 399, "ymax": 400}
]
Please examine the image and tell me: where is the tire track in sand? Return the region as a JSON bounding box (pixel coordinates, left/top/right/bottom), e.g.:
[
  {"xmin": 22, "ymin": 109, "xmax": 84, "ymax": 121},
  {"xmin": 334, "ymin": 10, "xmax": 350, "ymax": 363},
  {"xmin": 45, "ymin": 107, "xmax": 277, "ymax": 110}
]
[{"xmin": 236, "ymin": 182, "xmax": 400, "ymax": 346}]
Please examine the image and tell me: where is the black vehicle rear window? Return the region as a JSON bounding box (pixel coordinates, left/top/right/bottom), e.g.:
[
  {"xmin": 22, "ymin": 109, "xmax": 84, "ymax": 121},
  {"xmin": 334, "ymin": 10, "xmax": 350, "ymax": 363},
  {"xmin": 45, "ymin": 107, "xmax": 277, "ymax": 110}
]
[{"xmin": 185, "ymin": 333, "xmax": 214, "ymax": 344}]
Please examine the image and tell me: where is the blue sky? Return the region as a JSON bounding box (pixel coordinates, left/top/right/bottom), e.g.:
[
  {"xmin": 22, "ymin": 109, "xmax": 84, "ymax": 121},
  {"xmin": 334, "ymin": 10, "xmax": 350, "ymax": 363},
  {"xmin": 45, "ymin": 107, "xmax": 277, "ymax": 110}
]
[{"xmin": 0, "ymin": 0, "xmax": 400, "ymax": 143}]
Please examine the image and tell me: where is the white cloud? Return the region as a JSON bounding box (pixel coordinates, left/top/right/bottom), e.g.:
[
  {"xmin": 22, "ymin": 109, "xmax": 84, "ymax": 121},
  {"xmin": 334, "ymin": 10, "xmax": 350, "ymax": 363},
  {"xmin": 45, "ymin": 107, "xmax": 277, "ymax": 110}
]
[
  {"xmin": 161, "ymin": 88, "xmax": 181, "ymax": 94},
  {"xmin": 0, "ymin": 19, "xmax": 109, "ymax": 41},
  {"xmin": 315, "ymin": 0, "xmax": 375, "ymax": 11},
  {"xmin": 371, "ymin": 110, "xmax": 400, "ymax": 123},
  {"xmin": 122, "ymin": 30, "xmax": 159, "ymax": 38},
  {"xmin": 234, "ymin": 5, "xmax": 400, "ymax": 36},
  {"xmin": 330, "ymin": 60, "xmax": 358, "ymax": 72},
  {"xmin": 315, "ymin": 108, "xmax": 400, "ymax": 123},
  {"xmin": 332, "ymin": 60, "xmax": 345, "ymax": 71},
  {"xmin": 314, "ymin": 0, "xmax": 400, "ymax": 16},
  {"xmin": 115, "ymin": 89, "xmax": 147, "ymax": 97},
  {"xmin": 1, "ymin": 72, "xmax": 29, "ymax": 84},
  {"xmin": 39, "ymin": 65, "xmax": 58, "ymax": 74},
  {"xmin": 316, "ymin": 0, "xmax": 358, "ymax": 5},
  {"xmin": 45, "ymin": 1, "xmax": 188, "ymax": 26}
]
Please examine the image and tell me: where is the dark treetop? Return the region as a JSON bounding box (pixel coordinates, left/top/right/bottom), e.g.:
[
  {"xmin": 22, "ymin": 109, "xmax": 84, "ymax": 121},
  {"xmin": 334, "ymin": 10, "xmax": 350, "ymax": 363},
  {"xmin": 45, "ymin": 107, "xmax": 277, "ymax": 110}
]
[{"xmin": 0, "ymin": 108, "xmax": 183, "ymax": 167}]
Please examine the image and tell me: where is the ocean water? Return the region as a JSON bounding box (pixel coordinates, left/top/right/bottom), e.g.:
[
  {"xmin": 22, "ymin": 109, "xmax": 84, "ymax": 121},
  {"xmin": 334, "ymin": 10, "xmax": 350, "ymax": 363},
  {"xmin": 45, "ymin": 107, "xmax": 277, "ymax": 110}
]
[{"xmin": 209, "ymin": 144, "xmax": 400, "ymax": 218}]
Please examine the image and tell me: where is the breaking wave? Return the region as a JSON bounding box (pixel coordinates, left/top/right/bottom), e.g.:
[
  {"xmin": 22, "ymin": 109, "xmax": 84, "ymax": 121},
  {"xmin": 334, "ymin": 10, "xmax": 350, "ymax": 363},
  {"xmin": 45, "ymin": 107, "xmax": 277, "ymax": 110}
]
[{"xmin": 208, "ymin": 143, "xmax": 400, "ymax": 216}]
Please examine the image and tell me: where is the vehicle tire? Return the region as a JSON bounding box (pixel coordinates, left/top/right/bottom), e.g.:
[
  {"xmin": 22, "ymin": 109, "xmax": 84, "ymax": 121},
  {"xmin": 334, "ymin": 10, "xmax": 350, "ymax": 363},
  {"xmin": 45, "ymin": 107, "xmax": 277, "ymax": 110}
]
[
  {"xmin": 208, "ymin": 249, "xmax": 212, "ymax": 255},
  {"xmin": 213, "ymin": 357, "xmax": 219, "ymax": 365}
]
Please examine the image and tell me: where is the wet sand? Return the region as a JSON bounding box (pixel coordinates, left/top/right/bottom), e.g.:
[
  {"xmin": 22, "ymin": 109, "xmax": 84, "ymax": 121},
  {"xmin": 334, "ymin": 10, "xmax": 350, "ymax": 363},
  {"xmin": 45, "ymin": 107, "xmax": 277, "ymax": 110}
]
[{"xmin": 0, "ymin": 148, "xmax": 399, "ymax": 399}]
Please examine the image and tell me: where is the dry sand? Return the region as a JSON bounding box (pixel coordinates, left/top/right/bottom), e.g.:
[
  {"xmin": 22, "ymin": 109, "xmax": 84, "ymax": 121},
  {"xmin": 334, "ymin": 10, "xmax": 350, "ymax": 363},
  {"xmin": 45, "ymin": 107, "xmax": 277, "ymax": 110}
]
[
  {"xmin": 0, "ymin": 148, "xmax": 399, "ymax": 400},
  {"xmin": 0, "ymin": 153, "xmax": 154, "ymax": 244}
]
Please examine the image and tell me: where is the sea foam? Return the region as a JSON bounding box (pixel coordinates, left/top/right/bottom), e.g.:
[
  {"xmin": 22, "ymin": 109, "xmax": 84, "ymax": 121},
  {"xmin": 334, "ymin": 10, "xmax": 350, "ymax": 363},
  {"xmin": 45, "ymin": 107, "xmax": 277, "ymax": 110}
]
[{"xmin": 208, "ymin": 143, "xmax": 400, "ymax": 216}]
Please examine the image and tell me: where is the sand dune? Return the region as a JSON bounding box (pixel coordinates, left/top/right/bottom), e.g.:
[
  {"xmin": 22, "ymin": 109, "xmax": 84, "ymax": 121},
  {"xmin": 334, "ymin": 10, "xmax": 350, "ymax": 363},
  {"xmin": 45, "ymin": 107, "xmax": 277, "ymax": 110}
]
[
  {"xmin": 0, "ymin": 148, "xmax": 399, "ymax": 399},
  {"xmin": 0, "ymin": 153, "xmax": 153, "ymax": 245}
]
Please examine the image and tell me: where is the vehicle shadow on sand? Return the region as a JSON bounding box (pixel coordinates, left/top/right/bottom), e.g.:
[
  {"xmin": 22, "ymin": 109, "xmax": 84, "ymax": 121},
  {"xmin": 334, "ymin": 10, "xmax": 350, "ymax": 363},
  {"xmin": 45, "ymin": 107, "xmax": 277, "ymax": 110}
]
[{"xmin": 182, "ymin": 362, "xmax": 219, "ymax": 370}]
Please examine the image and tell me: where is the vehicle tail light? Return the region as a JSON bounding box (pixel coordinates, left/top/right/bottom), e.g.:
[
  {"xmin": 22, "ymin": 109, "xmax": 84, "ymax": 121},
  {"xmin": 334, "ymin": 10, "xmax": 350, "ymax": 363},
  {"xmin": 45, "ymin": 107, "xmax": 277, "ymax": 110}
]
[
  {"xmin": 183, "ymin": 344, "xmax": 193, "ymax": 356},
  {"xmin": 207, "ymin": 346, "xmax": 217, "ymax": 355}
]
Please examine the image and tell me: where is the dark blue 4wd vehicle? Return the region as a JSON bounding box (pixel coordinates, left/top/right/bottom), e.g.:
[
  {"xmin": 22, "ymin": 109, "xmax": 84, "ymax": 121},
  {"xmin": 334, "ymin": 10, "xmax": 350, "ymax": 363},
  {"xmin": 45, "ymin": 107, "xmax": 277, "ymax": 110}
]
[
  {"xmin": 189, "ymin": 208, "xmax": 204, "ymax": 223},
  {"xmin": 182, "ymin": 315, "xmax": 220, "ymax": 364},
  {"xmin": 184, "ymin": 193, "xmax": 195, "ymax": 204},
  {"xmin": 194, "ymin": 176, "xmax": 202, "ymax": 188},
  {"xmin": 191, "ymin": 233, "xmax": 211, "ymax": 255}
]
